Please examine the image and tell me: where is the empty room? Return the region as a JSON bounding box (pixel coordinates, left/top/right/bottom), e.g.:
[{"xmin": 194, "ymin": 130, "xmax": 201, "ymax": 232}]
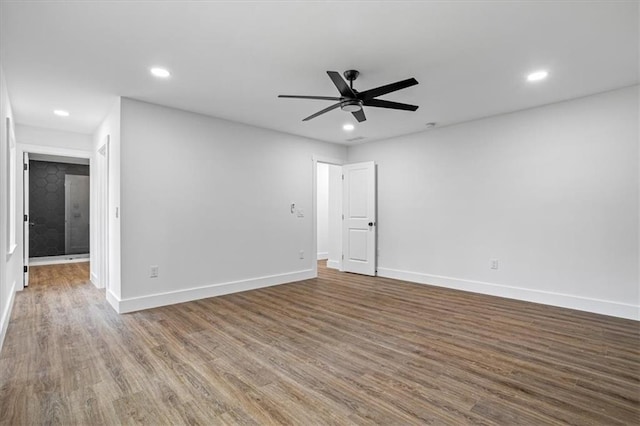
[{"xmin": 0, "ymin": 1, "xmax": 638, "ymax": 424}]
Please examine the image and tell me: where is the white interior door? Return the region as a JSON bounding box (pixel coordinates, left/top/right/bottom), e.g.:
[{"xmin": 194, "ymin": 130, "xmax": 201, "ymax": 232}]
[
  {"xmin": 23, "ymin": 152, "xmax": 29, "ymax": 287},
  {"xmin": 342, "ymin": 161, "xmax": 376, "ymax": 276}
]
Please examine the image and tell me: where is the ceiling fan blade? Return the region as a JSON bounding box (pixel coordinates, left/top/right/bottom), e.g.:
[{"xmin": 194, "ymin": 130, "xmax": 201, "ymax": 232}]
[
  {"xmin": 278, "ymin": 95, "xmax": 342, "ymax": 101},
  {"xmin": 358, "ymin": 78, "xmax": 419, "ymax": 100},
  {"xmin": 327, "ymin": 71, "xmax": 356, "ymax": 98},
  {"xmin": 363, "ymin": 99, "xmax": 419, "ymax": 111},
  {"xmin": 302, "ymin": 102, "xmax": 342, "ymax": 121},
  {"xmin": 352, "ymin": 109, "xmax": 366, "ymax": 122}
]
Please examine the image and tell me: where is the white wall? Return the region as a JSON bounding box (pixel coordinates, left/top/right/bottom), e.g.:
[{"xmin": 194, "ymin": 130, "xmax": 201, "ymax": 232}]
[
  {"xmin": 348, "ymin": 86, "xmax": 639, "ymax": 320},
  {"xmin": 15, "ymin": 124, "xmax": 92, "ymax": 151},
  {"xmin": 327, "ymin": 164, "xmax": 342, "ymax": 270},
  {"xmin": 0, "ymin": 64, "xmax": 20, "ymax": 351},
  {"xmin": 316, "ymin": 163, "xmax": 329, "ymax": 260},
  {"xmin": 115, "ymin": 98, "xmax": 346, "ymax": 312}
]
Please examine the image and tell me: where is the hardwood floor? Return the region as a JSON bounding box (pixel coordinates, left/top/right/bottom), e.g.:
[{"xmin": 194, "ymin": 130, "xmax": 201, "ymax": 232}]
[{"xmin": 1, "ymin": 262, "xmax": 638, "ymax": 425}]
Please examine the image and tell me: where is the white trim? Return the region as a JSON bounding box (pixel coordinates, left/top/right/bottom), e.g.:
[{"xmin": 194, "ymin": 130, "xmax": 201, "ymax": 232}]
[
  {"xmin": 18, "ymin": 142, "xmax": 94, "ymax": 291},
  {"xmin": 377, "ymin": 267, "xmax": 640, "ymax": 321},
  {"xmin": 327, "ymin": 259, "xmax": 341, "ymax": 270},
  {"xmin": 317, "ymin": 251, "xmax": 328, "ymax": 260},
  {"xmin": 6, "ymin": 243, "xmax": 17, "ymax": 257},
  {"xmin": 107, "ymin": 269, "xmax": 315, "ymax": 314},
  {"xmin": 29, "ymin": 256, "xmax": 89, "ymax": 266},
  {"xmin": 18, "ymin": 143, "xmax": 91, "ymax": 159},
  {"xmin": 106, "ymin": 288, "xmax": 120, "ymax": 312},
  {"xmin": 90, "ymin": 271, "xmax": 103, "ymax": 289},
  {"xmin": 0, "ymin": 280, "xmax": 17, "ymax": 353},
  {"xmin": 28, "ymin": 153, "xmax": 89, "ymax": 165},
  {"xmin": 95, "ymin": 135, "xmax": 110, "ymax": 293},
  {"xmin": 312, "ymin": 155, "xmax": 344, "ymax": 166},
  {"xmin": 22, "ymin": 151, "xmax": 29, "ymax": 287}
]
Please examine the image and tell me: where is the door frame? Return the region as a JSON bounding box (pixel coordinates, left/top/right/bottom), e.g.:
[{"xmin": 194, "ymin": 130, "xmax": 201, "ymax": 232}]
[
  {"xmin": 97, "ymin": 136, "xmax": 109, "ymax": 290},
  {"xmin": 22, "ymin": 152, "xmax": 29, "ymax": 287},
  {"xmin": 18, "ymin": 143, "xmax": 92, "ymax": 290},
  {"xmin": 311, "ymin": 155, "xmax": 345, "ymax": 278}
]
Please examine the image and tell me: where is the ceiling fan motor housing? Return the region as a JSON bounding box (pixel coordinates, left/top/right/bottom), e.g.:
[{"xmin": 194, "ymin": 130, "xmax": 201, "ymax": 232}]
[{"xmin": 343, "ymin": 69, "xmax": 360, "ymax": 82}]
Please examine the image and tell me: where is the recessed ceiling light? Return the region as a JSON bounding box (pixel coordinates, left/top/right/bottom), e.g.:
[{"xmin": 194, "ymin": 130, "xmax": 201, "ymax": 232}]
[
  {"xmin": 527, "ymin": 70, "xmax": 548, "ymax": 82},
  {"xmin": 425, "ymin": 122, "xmax": 436, "ymax": 129},
  {"xmin": 150, "ymin": 67, "xmax": 171, "ymax": 78},
  {"xmin": 53, "ymin": 110, "xmax": 69, "ymax": 117},
  {"xmin": 343, "ymin": 123, "xmax": 355, "ymax": 131}
]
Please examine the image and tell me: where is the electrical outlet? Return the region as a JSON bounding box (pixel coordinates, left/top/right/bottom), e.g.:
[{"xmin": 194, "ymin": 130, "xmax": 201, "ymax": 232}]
[
  {"xmin": 150, "ymin": 265, "xmax": 159, "ymax": 278},
  {"xmin": 299, "ymin": 250, "xmax": 304, "ymax": 259},
  {"xmin": 490, "ymin": 259, "xmax": 499, "ymax": 270}
]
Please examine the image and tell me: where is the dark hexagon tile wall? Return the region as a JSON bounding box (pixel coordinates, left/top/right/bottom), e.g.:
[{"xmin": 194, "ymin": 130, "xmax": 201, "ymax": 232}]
[{"xmin": 29, "ymin": 160, "xmax": 90, "ymax": 258}]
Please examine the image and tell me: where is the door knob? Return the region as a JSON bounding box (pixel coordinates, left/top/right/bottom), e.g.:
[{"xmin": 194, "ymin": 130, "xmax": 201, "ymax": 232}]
[{"xmin": 368, "ymin": 222, "xmax": 374, "ymax": 227}]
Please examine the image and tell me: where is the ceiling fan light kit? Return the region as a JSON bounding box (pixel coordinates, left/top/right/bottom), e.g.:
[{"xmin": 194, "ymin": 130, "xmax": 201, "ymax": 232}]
[
  {"xmin": 340, "ymin": 100, "xmax": 363, "ymax": 112},
  {"xmin": 278, "ymin": 69, "xmax": 419, "ymax": 123}
]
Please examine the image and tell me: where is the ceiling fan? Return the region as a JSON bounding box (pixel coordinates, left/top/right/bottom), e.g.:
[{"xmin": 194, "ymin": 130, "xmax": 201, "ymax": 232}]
[{"xmin": 278, "ymin": 70, "xmax": 419, "ymax": 122}]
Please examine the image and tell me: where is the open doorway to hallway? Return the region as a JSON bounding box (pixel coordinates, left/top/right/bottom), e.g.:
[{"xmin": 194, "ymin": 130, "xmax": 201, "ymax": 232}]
[
  {"xmin": 23, "ymin": 153, "xmax": 91, "ymax": 285},
  {"xmin": 316, "ymin": 162, "xmax": 343, "ymax": 271},
  {"xmin": 315, "ymin": 158, "xmax": 378, "ymax": 277}
]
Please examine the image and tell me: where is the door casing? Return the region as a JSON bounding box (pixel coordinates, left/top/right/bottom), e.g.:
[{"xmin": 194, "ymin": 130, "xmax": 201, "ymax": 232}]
[
  {"xmin": 18, "ymin": 144, "xmax": 93, "ymax": 290},
  {"xmin": 22, "ymin": 152, "xmax": 29, "ymax": 287},
  {"xmin": 312, "ymin": 156, "xmax": 377, "ymax": 278}
]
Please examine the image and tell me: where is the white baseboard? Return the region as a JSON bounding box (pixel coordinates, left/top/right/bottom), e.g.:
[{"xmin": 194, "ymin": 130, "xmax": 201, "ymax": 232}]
[
  {"xmin": 377, "ymin": 267, "xmax": 639, "ymax": 321},
  {"xmin": 0, "ymin": 280, "xmax": 17, "ymax": 353},
  {"xmin": 90, "ymin": 272, "xmax": 103, "ymax": 289},
  {"xmin": 106, "ymin": 288, "xmax": 120, "ymax": 313},
  {"xmin": 108, "ymin": 269, "xmax": 315, "ymax": 314},
  {"xmin": 30, "ymin": 256, "xmax": 90, "ymax": 266},
  {"xmin": 327, "ymin": 259, "xmax": 341, "ymax": 270},
  {"xmin": 317, "ymin": 252, "xmax": 329, "ymax": 260}
]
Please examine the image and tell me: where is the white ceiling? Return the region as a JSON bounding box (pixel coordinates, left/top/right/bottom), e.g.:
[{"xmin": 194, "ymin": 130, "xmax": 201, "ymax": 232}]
[{"xmin": 1, "ymin": 1, "xmax": 638, "ymax": 145}]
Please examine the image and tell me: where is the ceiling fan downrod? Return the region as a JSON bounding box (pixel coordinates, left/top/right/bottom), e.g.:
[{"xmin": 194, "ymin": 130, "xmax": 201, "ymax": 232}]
[{"xmin": 343, "ymin": 69, "xmax": 360, "ymax": 91}]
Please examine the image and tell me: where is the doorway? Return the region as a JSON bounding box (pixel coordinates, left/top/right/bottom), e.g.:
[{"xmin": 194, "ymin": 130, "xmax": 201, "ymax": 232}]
[
  {"xmin": 316, "ymin": 162, "xmax": 343, "ymax": 270},
  {"xmin": 22, "ymin": 151, "xmax": 91, "ymax": 286},
  {"xmin": 28, "ymin": 156, "xmax": 90, "ymax": 261},
  {"xmin": 313, "ymin": 157, "xmax": 377, "ymax": 278}
]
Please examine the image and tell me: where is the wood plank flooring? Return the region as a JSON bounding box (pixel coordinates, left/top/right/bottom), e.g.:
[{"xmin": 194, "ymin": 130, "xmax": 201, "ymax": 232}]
[{"xmin": 1, "ymin": 262, "xmax": 638, "ymax": 425}]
